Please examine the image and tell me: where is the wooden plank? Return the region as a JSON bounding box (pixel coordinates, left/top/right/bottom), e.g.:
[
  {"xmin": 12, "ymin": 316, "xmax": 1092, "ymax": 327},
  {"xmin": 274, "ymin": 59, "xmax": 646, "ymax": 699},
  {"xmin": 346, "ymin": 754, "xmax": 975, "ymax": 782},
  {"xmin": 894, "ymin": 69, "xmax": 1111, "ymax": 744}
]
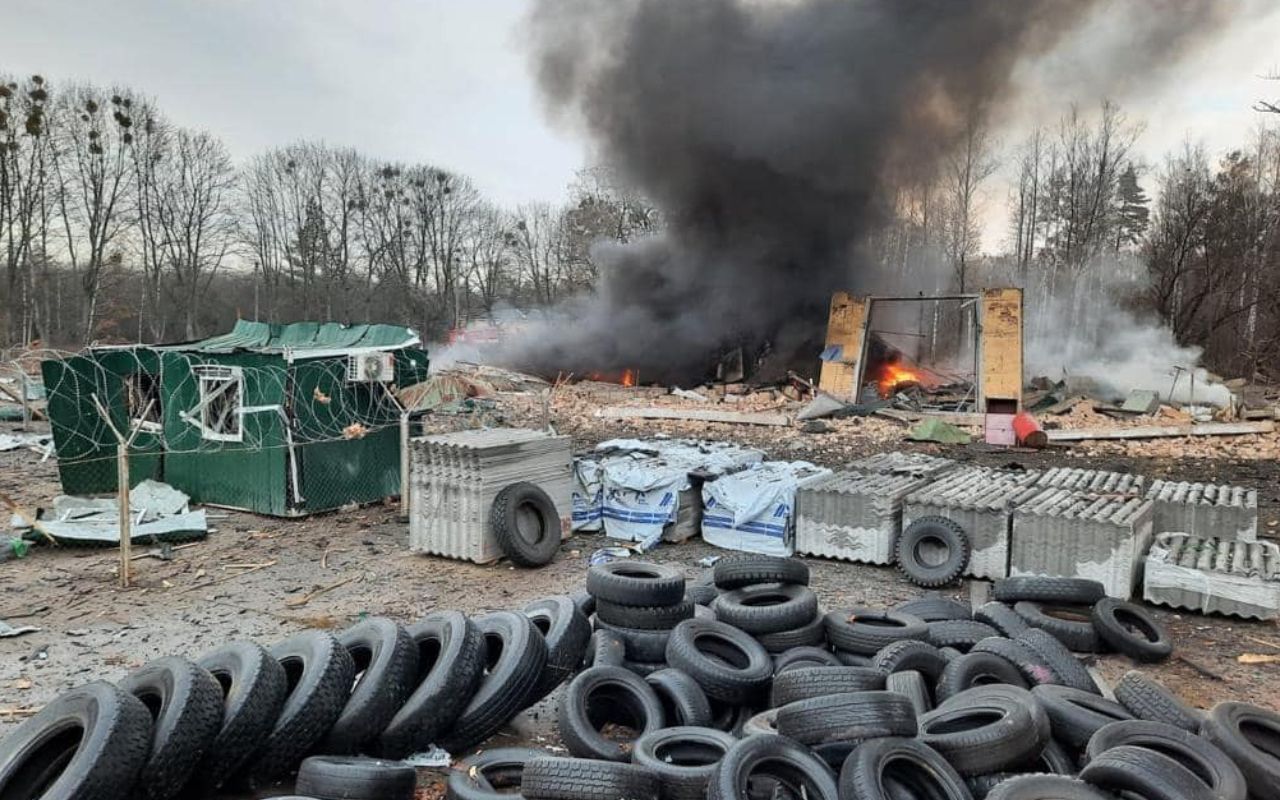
[
  {"xmin": 979, "ymin": 288, "xmax": 1024, "ymax": 409},
  {"xmin": 595, "ymin": 407, "xmax": 791, "ymax": 427},
  {"xmin": 818, "ymin": 292, "xmax": 867, "ymax": 401},
  {"xmin": 874, "ymin": 409, "xmax": 985, "ymax": 427},
  {"xmin": 1046, "ymin": 421, "xmax": 1274, "ymax": 442}
]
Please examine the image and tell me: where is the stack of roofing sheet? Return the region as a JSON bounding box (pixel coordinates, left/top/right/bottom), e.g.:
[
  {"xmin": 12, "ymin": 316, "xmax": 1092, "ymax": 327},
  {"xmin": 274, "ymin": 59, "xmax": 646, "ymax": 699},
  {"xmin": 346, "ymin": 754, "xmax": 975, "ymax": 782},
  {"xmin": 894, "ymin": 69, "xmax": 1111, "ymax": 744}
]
[
  {"xmin": 1146, "ymin": 480, "xmax": 1258, "ymax": 543},
  {"xmin": 702, "ymin": 461, "xmax": 832, "ymax": 556},
  {"xmin": 796, "ymin": 471, "xmax": 937, "ymax": 565},
  {"xmin": 1010, "ymin": 488, "xmax": 1153, "ymax": 598},
  {"xmin": 408, "ymin": 428, "xmax": 572, "ymax": 563},
  {"xmin": 847, "ymin": 451, "xmax": 958, "ymax": 480},
  {"xmin": 1145, "ymin": 532, "xmax": 1280, "ymax": 619}
]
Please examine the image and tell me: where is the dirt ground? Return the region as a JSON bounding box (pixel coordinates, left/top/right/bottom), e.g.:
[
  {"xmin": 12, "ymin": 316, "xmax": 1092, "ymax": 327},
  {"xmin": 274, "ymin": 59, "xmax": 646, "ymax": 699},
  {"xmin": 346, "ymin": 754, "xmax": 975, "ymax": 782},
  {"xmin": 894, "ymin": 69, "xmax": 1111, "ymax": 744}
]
[{"xmin": 1, "ymin": 382, "xmax": 1278, "ymax": 797}]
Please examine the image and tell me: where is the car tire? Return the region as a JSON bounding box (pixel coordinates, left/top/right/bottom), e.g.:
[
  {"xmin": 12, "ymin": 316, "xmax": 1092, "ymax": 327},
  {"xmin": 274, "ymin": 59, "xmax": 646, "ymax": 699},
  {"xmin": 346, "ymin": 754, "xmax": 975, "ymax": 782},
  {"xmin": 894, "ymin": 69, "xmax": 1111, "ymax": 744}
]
[
  {"xmin": 772, "ymin": 646, "xmax": 841, "ymax": 674},
  {"xmin": 970, "ymin": 636, "xmax": 1059, "ymax": 688},
  {"xmin": 754, "ymin": 615, "xmax": 825, "ymax": 653},
  {"xmin": 525, "ymin": 596, "xmax": 593, "ymax": 701},
  {"xmin": 985, "ymin": 775, "xmax": 1113, "ymax": 800},
  {"xmin": 712, "ymin": 555, "xmax": 809, "ymax": 589},
  {"xmin": 1031, "ymin": 684, "xmax": 1133, "ymax": 749},
  {"xmin": 895, "ymin": 516, "xmax": 971, "ymax": 587},
  {"xmin": 1200, "ymin": 701, "xmax": 1280, "ymax": 799},
  {"xmin": 713, "ymin": 584, "xmax": 818, "ymax": 635},
  {"xmin": 974, "ymin": 602, "xmax": 1031, "ymax": 638},
  {"xmin": 522, "ymin": 757, "xmax": 660, "ymax": 800},
  {"xmin": 596, "ymin": 599, "xmax": 695, "ymax": 630},
  {"xmin": 870, "ymin": 639, "xmax": 948, "ymax": 684},
  {"xmin": 1086, "ymin": 719, "xmax": 1247, "ymax": 800},
  {"xmin": 823, "ymin": 608, "xmax": 928, "ymax": 655},
  {"xmin": 919, "ymin": 685, "xmax": 1050, "ymax": 775},
  {"xmin": 993, "ymin": 577, "xmax": 1105, "ymax": 605},
  {"xmin": 936, "ymin": 651, "xmax": 1029, "ymax": 702},
  {"xmin": 379, "ymin": 610, "xmax": 486, "ymax": 759},
  {"xmin": 927, "ymin": 619, "xmax": 1001, "ymax": 652},
  {"xmin": 775, "ymin": 691, "xmax": 918, "ymax": 746},
  {"xmin": 665, "ymin": 619, "xmax": 773, "ymax": 704},
  {"xmin": 118, "ymin": 656, "xmax": 225, "ymax": 800},
  {"xmin": 188, "ymin": 640, "xmax": 288, "ymax": 792},
  {"xmin": 1090, "ymin": 599, "xmax": 1172, "ymax": 663},
  {"xmin": 588, "ymin": 561, "xmax": 685, "ymax": 606},
  {"xmin": 894, "ymin": 594, "xmax": 973, "ymax": 622},
  {"xmin": 1112, "ymin": 671, "xmax": 1201, "ymax": 733},
  {"xmin": 582, "ymin": 629, "xmax": 626, "ymax": 669},
  {"xmin": 633, "ymin": 726, "xmax": 736, "ymax": 800},
  {"xmin": 558, "ymin": 666, "xmax": 665, "ymax": 761},
  {"xmin": 768, "ymin": 666, "xmax": 886, "ymax": 707},
  {"xmin": 294, "ymin": 755, "xmax": 416, "ymax": 800},
  {"xmin": 885, "ymin": 670, "xmax": 932, "ymax": 715},
  {"xmin": 705, "ymin": 735, "xmax": 837, "ymax": 800},
  {"xmin": 1014, "ymin": 602, "xmax": 1101, "ymax": 653},
  {"xmin": 447, "ymin": 747, "xmax": 550, "ymax": 800},
  {"xmin": 321, "ymin": 617, "xmax": 418, "ymax": 755},
  {"xmin": 438, "ymin": 610, "xmax": 548, "ymax": 753},
  {"xmin": 1016, "ymin": 629, "xmax": 1099, "ymax": 694},
  {"xmin": 1079, "ymin": 745, "xmax": 1215, "ymax": 800},
  {"xmin": 246, "ymin": 630, "xmax": 356, "ymax": 783},
  {"xmin": 646, "ymin": 669, "xmax": 713, "ymax": 727},
  {"xmin": 0, "ymin": 680, "xmax": 152, "ymax": 800},
  {"xmin": 597, "ymin": 621, "xmax": 671, "ymax": 663},
  {"xmin": 839, "ymin": 736, "xmax": 971, "ymax": 800},
  {"xmin": 491, "ymin": 482, "xmax": 561, "ymax": 567}
]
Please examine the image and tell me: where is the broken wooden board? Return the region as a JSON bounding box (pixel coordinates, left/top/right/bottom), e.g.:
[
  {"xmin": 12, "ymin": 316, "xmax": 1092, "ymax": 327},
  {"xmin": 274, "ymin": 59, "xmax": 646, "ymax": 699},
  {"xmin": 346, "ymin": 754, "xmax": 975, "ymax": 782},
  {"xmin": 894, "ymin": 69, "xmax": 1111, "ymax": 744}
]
[
  {"xmin": 874, "ymin": 409, "xmax": 985, "ymax": 427},
  {"xmin": 595, "ymin": 407, "xmax": 791, "ymax": 427},
  {"xmin": 1047, "ymin": 421, "xmax": 1275, "ymax": 442}
]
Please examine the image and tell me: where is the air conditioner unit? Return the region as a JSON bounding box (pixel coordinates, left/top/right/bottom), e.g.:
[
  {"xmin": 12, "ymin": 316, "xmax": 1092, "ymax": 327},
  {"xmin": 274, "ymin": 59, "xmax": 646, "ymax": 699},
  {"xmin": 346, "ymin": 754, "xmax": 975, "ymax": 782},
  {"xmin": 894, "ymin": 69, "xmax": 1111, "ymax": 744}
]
[{"xmin": 346, "ymin": 352, "xmax": 396, "ymax": 383}]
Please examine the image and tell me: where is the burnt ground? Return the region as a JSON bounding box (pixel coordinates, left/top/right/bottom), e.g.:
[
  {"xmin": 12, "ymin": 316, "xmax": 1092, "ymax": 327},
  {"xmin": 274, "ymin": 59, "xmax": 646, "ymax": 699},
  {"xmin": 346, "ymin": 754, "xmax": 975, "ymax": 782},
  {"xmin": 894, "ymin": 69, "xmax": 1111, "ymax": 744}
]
[{"xmin": 1, "ymin": 385, "xmax": 1278, "ymax": 797}]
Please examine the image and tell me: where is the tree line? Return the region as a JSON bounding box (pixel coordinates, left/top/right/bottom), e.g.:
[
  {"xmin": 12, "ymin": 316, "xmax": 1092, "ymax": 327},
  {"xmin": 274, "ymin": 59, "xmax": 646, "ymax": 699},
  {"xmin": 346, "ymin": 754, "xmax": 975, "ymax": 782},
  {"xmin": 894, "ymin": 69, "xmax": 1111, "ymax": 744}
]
[
  {"xmin": 0, "ymin": 73, "xmax": 658, "ymax": 347},
  {"xmin": 2, "ymin": 71, "xmax": 1277, "ymax": 380}
]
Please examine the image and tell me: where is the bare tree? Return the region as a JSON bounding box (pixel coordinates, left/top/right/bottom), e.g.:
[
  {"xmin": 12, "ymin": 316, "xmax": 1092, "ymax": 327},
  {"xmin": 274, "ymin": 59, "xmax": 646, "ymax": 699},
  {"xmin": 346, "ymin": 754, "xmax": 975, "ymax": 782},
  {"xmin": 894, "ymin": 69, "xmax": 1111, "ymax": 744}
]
[
  {"xmin": 510, "ymin": 202, "xmax": 563, "ymax": 305},
  {"xmin": 50, "ymin": 85, "xmax": 138, "ymax": 343},
  {"xmin": 940, "ymin": 111, "xmax": 997, "ymax": 292},
  {"xmin": 0, "ymin": 75, "xmax": 55, "ymax": 343},
  {"xmin": 462, "ymin": 202, "xmax": 512, "ymax": 316}
]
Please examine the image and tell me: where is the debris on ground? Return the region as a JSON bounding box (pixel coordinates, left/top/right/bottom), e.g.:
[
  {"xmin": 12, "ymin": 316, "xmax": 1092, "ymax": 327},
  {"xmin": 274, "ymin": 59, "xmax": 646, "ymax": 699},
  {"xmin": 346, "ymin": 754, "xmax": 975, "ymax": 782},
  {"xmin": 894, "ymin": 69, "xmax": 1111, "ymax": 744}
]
[
  {"xmin": 907, "ymin": 417, "xmax": 972, "ymax": 445},
  {"xmin": 10, "ymin": 479, "xmax": 207, "ymax": 545}
]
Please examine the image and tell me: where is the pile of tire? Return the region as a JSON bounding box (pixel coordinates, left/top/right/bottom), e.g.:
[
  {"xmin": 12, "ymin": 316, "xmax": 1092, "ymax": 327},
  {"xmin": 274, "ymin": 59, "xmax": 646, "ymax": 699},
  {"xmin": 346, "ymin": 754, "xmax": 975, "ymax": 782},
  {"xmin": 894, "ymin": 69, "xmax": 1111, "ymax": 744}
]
[
  {"xmin": 5, "ymin": 556, "xmax": 1280, "ymax": 800},
  {"xmin": 0, "ymin": 598, "xmax": 590, "ymax": 800}
]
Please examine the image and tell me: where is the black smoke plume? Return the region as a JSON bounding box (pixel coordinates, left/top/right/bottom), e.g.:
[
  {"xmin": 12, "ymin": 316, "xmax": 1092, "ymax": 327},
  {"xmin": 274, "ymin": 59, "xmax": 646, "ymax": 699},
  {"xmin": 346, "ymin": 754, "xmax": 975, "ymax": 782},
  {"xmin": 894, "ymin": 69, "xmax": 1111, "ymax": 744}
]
[{"xmin": 513, "ymin": 0, "xmax": 1225, "ymax": 383}]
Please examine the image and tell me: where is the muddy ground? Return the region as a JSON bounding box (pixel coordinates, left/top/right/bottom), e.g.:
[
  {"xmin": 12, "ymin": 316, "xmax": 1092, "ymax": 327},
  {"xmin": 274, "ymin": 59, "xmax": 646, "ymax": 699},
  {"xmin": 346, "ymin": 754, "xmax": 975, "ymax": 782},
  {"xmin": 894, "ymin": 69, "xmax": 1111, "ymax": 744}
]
[{"xmin": 1, "ymin": 385, "xmax": 1278, "ymax": 797}]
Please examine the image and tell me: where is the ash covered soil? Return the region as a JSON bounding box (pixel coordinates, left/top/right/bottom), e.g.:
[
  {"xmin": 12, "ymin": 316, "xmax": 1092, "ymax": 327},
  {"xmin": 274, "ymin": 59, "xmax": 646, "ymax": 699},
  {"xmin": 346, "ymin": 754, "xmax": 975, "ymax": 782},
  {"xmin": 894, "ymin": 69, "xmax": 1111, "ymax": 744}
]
[{"xmin": 1, "ymin": 384, "xmax": 1278, "ymax": 796}]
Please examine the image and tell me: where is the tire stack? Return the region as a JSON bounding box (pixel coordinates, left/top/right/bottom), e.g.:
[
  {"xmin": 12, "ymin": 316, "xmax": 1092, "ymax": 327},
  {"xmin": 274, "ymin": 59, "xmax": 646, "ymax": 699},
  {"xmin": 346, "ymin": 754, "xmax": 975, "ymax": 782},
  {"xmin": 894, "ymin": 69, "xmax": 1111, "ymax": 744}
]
[{"xmin": 7, "ymin": 563, "xmax": 1280, "ymax": 800}]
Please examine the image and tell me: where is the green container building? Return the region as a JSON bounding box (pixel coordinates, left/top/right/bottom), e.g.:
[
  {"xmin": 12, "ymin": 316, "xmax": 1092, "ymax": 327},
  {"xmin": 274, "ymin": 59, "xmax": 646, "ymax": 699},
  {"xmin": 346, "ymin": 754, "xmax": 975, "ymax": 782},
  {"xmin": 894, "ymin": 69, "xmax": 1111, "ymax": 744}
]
[{"xmin": 42, "ymin": 320, "xmax": 429, "ymax": 516}]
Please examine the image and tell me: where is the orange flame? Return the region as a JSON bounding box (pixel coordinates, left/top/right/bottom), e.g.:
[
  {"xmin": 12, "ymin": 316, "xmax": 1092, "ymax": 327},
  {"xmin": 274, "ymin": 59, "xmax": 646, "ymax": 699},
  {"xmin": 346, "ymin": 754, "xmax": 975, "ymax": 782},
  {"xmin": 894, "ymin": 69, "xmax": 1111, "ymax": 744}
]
[
  {"xmin": 586, "ymin": 368, "xmax": 639, "ymax": 387},
  {"xmin": 622, "ymin": 369, "xmax": 637, "ymax": 388},
  {"xmin": 877, "ymin": 362, "xmax": 920, "ymax": 398}
]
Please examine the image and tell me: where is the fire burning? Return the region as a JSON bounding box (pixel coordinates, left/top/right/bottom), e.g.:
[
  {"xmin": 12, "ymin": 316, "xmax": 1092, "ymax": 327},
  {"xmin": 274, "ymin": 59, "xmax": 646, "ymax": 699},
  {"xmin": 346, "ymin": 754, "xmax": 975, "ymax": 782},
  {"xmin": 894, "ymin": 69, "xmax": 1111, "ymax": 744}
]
[
  {"xmin": 874, "ymin": 360, "xmax": 922, "ymax": 399},
  {"xmin": 587, "ymin": 368, "xmax": 638, "ymax": 387}
]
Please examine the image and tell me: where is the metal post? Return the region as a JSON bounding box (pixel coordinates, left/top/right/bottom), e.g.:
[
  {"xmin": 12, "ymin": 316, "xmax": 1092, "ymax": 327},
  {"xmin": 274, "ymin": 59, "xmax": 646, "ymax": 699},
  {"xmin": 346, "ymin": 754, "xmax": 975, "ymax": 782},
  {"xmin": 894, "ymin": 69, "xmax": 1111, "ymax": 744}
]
[
  {"xmin": 399, "ymin": 410, "xmax": 410, "ymax": 519},
  {"xmin": 117, "ymin": 442, "xmax": 132, "ymax": 587}
]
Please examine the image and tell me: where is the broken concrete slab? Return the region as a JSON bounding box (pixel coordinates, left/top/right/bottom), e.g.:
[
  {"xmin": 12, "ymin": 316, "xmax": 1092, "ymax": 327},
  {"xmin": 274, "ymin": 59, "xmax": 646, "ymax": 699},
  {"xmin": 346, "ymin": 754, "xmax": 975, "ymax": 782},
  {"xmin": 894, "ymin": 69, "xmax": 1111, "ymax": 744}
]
[
  {"xmin": 796, "ymin": 471, "xmax": 935, "ymax": 565},
  {"xmin": 1146, "ymin": 480, "xmax": 1258, "ymax": 543},
  {"xmin": 1121, "ymin": 390, "xmax": 1162, "ymax": 415},
  {"xmin": 1010, "ymin": 488, "xmax": 1154, "ymax": 599},
  {"xmin": 902, "ymin": 467, "xmax": 1042, "ymax": 580},
  {"xmin": 1144, "ymin": 533, "xmax": 1280, "ymax": 620}
]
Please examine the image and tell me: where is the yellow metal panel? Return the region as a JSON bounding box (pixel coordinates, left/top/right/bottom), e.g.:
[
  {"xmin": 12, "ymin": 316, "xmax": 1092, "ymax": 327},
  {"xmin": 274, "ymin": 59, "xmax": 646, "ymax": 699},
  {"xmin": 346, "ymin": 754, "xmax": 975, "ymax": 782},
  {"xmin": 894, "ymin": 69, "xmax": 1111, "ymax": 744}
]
[
  {"xmin": 818, "ymin": 292, "xmax": 867, "ymax": 400},
  {"xmin": 980, "ymin": 288, "xmax": 1023, "ymax": 408}
]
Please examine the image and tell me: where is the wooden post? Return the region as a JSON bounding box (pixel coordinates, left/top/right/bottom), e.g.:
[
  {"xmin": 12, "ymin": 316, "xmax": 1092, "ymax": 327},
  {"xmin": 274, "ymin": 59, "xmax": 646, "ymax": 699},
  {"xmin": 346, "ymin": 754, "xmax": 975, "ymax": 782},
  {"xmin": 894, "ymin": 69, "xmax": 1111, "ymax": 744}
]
[
  {"xmin": 116, "ymin": 442, "xmax": 132, "ymax": 587},
  {"xmin": 91, "ymin": 393, "xmax": 152, "ymax": 589}
]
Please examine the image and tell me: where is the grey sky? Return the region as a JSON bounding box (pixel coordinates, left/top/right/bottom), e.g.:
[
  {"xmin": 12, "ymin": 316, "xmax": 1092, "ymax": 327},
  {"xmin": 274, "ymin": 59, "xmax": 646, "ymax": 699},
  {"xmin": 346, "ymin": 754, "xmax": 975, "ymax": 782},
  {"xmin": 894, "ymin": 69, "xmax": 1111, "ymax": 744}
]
[
  {"xmin": 3, "ymin": 0, "xmax": 1279, "ymax": 248},
  {"xmin": 1, "ymin": 0, "xmax": 584, "ymax": 207}
]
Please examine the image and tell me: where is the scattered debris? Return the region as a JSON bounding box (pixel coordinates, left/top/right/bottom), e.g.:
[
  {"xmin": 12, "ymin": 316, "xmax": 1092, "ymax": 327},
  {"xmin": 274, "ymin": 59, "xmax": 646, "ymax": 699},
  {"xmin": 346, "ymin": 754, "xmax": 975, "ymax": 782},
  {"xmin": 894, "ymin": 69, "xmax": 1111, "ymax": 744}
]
[
  {"xmin": 10, "ymin": 480, "xmax": 208, "ymax": 546},
  {"xmin": 1047, "ymin": 421, "xmax": 1275, "ymax": 442},
  {"xmin": 594, "ymin": 407, "xmax": 790, "ymax": 426},
  {"xmin": 285, "ymin": 575, "xmax": 359, "ymax": 608},
  {"xmin": 0, "ymin": 619, "xmax": 40, "ymax": 638},
  {"xmin": 796, "ymin": 393, "xmax": 848, "ymax": 421},
  {"xmin": 670, "ymin": 387, "xmax": 708, "ymax": 403}
]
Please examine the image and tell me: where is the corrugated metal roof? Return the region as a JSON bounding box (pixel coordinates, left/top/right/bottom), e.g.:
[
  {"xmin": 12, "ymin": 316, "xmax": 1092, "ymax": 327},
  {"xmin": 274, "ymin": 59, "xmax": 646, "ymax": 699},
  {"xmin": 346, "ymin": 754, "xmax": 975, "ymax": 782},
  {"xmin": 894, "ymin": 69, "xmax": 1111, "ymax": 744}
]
[{"xmin": 164, "ymin": 320, "xmax": 420, "ymax": 356}]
